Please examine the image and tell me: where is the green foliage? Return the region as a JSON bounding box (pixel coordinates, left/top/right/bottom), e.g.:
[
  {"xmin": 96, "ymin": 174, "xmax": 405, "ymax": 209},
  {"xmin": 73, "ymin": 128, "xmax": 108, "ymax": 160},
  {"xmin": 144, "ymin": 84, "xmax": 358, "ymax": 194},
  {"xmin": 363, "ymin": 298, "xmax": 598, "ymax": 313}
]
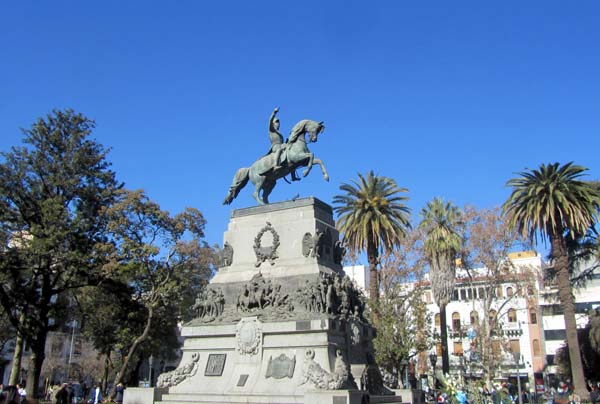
[
  {"xmin": 374, "ymin": 283, "xmax": 431, "ymax": 374},
  {"xmin": 419, "ymin": 197, "xmax": 463, "ymax": 307},
  {"xmin": 555, "ymin": 321, "xmax": 600, "ymax": 382},
  {"xmin": 503, "ymin": 162, "xmax": 600, "ymax": 243},
  {"xmin": 503, "ymin": 161, "xmax": 600, "ymax": 398},
  {"xmin": 101, "ymin": 189, "xmax": 215, "ymax": 392},
  {"xmin": 334, "ymin": 171, "xmax": 411, "ymax": 255},
  {"xmin": 0, "ymin": 109, "xmax": 122, "ymax": 396},
  {"xmin": 333, "ymin": 171, "xmax": 411, "ymax": 303}
]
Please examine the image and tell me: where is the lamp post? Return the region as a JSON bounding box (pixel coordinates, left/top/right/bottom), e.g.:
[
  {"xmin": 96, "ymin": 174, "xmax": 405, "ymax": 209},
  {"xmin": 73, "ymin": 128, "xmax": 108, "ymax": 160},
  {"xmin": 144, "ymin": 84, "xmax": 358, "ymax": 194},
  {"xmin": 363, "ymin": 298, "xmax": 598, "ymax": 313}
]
[
  {"xmin": 513, "ymin": 352, "xmax": 523, "ymax": 404},
  {"xmin": 149, "ymin": 355, "xmax": 154, "ymax": 387},
  {"xmin": 67, "ymin": 319, "xmax": 77, "ymax": 381},
  {"xmin": 429, "ymin": 352, "xmax": 437, "ymax": 393}
]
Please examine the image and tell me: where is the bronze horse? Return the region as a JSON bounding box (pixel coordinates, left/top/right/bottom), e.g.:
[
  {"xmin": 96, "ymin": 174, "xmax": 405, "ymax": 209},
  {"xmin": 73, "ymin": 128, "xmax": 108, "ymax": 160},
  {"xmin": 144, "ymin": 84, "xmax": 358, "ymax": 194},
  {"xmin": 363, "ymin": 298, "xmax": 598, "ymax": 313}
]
[{"xmin": 223, "ymin": 119, "xmax": 329, "ymax": 205}]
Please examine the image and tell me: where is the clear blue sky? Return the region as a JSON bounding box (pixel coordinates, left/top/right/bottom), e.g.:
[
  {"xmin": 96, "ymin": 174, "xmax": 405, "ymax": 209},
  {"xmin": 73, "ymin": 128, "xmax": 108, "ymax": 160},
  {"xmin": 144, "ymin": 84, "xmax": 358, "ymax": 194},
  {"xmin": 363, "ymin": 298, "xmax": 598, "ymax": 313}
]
[{"xmin": 1, "ymin": 2, "xmax": 599, "ymax": 255}]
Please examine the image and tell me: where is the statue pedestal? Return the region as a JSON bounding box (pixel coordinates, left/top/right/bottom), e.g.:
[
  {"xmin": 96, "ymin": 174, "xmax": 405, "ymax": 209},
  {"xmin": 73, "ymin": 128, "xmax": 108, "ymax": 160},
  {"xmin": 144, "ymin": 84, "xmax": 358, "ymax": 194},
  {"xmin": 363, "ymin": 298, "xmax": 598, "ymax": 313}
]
[{"xmin": 156, "ymin": 198, "xmax": 390, "ymax": 404}]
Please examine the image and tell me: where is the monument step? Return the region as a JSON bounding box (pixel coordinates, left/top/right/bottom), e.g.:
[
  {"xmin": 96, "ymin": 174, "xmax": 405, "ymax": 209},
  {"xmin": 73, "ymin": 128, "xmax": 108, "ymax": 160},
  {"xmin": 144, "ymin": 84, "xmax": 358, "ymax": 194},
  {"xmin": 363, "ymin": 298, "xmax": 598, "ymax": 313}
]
[
  {"xmin": 158, "ymin": 393, "xmax": 407, "ymax": 404},
  {"xmin": 369, "ymin": 396, "xmax": 405, "ymax": 404},
  {"xmin": 157, "ymin": 392, "xmax": 304, "ymax": 404}
]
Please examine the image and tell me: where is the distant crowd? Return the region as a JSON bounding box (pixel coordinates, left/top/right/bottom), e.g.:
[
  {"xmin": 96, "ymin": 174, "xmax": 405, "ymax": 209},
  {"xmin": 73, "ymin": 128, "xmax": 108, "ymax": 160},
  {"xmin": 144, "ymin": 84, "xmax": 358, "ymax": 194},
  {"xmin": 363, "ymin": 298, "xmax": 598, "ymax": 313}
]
[{"xmin": 0, "ymin": 382, "xmax": 125, "ymax": 404}]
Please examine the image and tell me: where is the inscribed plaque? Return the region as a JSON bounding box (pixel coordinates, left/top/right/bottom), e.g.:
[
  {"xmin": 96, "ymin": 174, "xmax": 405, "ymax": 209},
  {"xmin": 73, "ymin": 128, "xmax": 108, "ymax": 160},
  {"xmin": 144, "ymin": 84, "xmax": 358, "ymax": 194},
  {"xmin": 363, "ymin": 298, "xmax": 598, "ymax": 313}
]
[{"xmin": 205, "ymin": 353, "xmax": 227, "ymax": 376}]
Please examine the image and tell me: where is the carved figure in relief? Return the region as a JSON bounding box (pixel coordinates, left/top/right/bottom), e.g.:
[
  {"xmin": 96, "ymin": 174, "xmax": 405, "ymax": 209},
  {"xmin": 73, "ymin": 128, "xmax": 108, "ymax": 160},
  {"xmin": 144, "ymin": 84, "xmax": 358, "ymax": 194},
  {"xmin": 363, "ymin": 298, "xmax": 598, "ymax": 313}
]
[
  {"xmin": 236, "ymin": 272, "xmax": 291, "ymax": 313},
  {"xmin": 193, "ymin": 288, "xmax": 225, "ymax": 320},
  {"xmin": 302, "ymin": 230, "xmax": 324, "ymax": 258},
  {"xmin": 156, "ymin": 353, "xmax": 200, "ymax": 388},
  {"xmin": 300, "ymin": 349, "xmax": 356, "ymax": 390}
]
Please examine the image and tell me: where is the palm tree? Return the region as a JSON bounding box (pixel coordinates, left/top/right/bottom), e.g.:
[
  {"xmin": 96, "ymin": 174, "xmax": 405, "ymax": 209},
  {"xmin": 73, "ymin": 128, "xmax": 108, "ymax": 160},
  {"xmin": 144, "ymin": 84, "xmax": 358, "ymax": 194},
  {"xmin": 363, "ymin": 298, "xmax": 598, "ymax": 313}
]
[
  {"xmin": 419, "ymin": 197, "xmax": 463, "ymax": 375},
  {"xmin": 333, "ymin": 171, "xmax": 411, "ymax": 307},
  {"xmin": 503, "ymin": 162, "xmax": 600, "ymax": 399}
]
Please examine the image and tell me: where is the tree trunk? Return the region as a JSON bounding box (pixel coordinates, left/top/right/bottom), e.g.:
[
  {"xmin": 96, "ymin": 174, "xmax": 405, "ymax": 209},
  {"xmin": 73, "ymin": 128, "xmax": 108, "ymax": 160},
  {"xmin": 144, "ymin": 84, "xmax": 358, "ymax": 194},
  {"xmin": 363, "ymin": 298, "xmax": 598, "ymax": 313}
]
[
  {"xmin": 552, "ymin": 234, "xmax": 588, "ymax": 400},
  {"xmin": 9, "ymin": 328, "xmax": 24, "ymax": 385},
  {"xmin": 26, "ymin": 337, "xmax": 46, "ymax": 398},
  {"xmin": 367, "ymin": 235, "xmax": 379, "ymax": 308},
  {"xmin": 439, "ymin": 304, "xmax": 450, "ymax": 375},
  {"xmin": 102, "ymin": 352, "xmax": 111, "ymax": 395},
  {"xmin": 110, "ymin": 305, "xmax": 154, "ymax": 398}
]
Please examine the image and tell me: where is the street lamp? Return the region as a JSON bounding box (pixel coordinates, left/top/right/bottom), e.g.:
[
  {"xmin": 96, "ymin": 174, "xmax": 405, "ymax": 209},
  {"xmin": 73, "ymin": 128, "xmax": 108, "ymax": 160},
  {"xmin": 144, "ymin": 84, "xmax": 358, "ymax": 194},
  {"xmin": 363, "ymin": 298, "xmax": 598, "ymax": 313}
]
[
  {"xmin": 513, "ymin": 352, "xmax": 523, "ymax": 404},
  {"xmin": 429, "ymin": 353, "xmax": 437, "ymax": 392}
]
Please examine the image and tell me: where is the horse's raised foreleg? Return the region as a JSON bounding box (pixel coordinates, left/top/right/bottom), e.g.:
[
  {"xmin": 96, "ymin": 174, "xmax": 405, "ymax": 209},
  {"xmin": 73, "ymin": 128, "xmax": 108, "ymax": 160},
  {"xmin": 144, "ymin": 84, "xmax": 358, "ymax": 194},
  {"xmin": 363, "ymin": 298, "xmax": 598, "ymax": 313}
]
[
  {"xmin": 302, "ymin": 152, "xmax": 315, "ymax": 177},
  {"xmin": 311, "ymin": 157, "xmax": 329, "ymax": 182}
]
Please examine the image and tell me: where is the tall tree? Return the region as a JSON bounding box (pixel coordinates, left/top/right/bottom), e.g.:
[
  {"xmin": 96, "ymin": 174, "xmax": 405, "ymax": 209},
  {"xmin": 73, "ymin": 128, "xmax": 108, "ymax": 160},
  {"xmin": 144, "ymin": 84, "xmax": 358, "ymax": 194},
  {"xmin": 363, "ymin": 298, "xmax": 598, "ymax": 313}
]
[
  {"xmin": 333, "ymin": 171, "xmax": 411, "ymax": 308},
  {"xmin": 375, "ymin": 231, "xmax": 431, "ymax": 388},
  {"xmin": 503, "ymin": 162, "xmax": 600, "ymax": 399},
  {"xmin": 461, "ymin": 206, "xmax": 532, "ymax": 388},
  {"xmin": 103, "ymin": 189, "xmax": 214, "ymax": 396},
  {"xmin": 419, "ymin": 197, "xmax": 463, "ymax": 375},
  {"xmin": 0, "ymin": 110, "xmax": 121, "ymax": 397}
]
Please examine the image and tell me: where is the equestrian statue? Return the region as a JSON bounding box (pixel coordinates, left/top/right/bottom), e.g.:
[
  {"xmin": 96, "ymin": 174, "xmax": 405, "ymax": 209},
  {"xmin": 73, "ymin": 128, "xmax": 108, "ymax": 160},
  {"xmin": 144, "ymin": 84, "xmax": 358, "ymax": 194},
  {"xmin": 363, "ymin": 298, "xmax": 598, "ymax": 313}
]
[{"xmin": 223, "ymin": 107, "xmax": 329, "ymax": 205}]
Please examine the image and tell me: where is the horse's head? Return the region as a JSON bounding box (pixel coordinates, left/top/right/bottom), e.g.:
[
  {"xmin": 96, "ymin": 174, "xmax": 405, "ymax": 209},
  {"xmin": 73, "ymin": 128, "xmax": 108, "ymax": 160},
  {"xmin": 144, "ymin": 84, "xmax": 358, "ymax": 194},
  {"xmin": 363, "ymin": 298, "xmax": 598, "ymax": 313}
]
[{"xmin": 306, "ymin": 120, "xmax": 325, "ymax": 143}]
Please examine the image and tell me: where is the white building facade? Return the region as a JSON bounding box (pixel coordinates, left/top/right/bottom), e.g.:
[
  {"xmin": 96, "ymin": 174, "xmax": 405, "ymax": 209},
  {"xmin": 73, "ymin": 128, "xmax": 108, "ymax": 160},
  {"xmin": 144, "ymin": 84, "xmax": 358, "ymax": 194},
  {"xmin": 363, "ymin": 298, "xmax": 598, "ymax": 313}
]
[{"xmin": 539, "ymin": 258, "xmax": 600, "ymax": 383}]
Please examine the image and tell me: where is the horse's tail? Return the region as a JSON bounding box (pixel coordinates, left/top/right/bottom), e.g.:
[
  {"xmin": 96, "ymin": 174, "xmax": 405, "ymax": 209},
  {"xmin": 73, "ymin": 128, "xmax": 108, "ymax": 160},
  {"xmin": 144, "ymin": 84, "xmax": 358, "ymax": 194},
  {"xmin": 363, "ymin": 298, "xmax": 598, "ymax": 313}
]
[{"xmin": 223, "ymin": 167, "xmax": 250, "ymax": 205}]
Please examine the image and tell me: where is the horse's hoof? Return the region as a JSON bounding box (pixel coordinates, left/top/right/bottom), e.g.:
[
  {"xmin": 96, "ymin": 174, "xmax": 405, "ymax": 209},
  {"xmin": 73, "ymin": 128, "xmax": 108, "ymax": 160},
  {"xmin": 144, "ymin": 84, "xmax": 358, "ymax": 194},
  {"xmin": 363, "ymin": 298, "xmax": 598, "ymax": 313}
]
[
  {"xmin": 324, "ymin": 175, "xmax": 329, "ymax": 182},
  {"xmin": 303, "ymin": 169, "xmax": 309, "ymax": 177}
]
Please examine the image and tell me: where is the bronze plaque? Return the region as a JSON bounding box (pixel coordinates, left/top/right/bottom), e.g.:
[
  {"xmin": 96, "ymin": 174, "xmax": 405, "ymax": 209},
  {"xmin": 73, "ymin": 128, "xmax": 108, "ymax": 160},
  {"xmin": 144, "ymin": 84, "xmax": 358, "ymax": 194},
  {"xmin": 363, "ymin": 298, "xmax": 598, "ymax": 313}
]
[
  {"xmin": 205, "ymin": 353, "xmax": 227, "ymax": 376},
  {"xmin": 265, "ymin": 354, "xmax": 296, "ymax": 379}
]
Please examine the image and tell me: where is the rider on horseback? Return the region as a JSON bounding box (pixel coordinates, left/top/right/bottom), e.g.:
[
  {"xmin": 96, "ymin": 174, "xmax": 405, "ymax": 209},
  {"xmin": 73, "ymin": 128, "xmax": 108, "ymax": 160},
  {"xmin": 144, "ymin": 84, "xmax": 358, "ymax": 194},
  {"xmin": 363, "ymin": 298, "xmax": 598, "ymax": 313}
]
[{"xmin": 267, "ymin": 107, "xmax": 299, "ymax": 181}]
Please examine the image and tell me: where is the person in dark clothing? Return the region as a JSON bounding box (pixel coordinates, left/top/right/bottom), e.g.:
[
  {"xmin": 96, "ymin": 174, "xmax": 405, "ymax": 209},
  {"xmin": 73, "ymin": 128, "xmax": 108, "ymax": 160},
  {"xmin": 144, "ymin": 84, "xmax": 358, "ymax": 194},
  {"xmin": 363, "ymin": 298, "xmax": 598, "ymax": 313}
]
[
  {"xmin": 590, "ymin": 384, "xmax": 600, "ymax": 404},
  {"xmin": 54, "ymin": 384, "xmax": 69, "ymax": 404},
  {"xmin": 115, "ymin": 383, "xmax": 125, "ymax": 404},
  {"xmin": 1, "ymin": 386, "xmax": 21, "ymax": 404},
  {"xmin": 67, "ymin": 384, "xmax": 74, "ymax": 404}
]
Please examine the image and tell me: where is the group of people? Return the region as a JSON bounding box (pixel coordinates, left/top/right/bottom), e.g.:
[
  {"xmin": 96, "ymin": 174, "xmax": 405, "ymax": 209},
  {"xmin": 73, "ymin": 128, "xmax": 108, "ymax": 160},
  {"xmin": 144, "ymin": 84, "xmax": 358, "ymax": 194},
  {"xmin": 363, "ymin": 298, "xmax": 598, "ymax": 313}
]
[
  {"xmin": 0, "ymin": 382, "xmax": 125, "ymax": 404},
  {"xmin": 48, "ymin": 383, "xmax": 124, "ymax": 404},
  {"xmin": 0, "ymin": 384, "xmax": 26, "ymax": 404},
  {"xmin": 428, "ymin": 380, "xmax": 600, "ymax": 404}
]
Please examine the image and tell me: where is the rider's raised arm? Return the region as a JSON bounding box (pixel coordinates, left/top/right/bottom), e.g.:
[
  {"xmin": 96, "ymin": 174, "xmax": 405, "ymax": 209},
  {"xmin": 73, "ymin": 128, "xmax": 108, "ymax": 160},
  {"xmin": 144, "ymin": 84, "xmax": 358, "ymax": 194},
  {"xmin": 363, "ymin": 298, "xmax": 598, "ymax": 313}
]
[{"xmin": 269, "ymin": 107, "xmax": 279, "ymax": 131}]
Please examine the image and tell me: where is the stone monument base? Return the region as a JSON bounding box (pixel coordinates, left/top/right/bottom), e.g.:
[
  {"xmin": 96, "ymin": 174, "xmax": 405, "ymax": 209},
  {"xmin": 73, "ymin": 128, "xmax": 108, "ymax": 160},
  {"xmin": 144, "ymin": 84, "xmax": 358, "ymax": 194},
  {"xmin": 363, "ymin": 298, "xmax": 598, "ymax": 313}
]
[{"xmin": 152, "ymin": 198, "xmax": 400, "ymax": 404}]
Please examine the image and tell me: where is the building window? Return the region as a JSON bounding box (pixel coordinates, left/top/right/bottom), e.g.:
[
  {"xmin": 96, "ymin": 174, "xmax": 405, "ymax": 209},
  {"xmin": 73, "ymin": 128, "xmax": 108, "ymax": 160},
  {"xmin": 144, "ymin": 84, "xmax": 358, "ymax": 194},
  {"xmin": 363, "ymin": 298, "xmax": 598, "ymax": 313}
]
[
  {"xmin": 510, "ymin": 339, "xmax": 520, "ymax": 354},
  {"xmin": 436, "ymin": 343, "xmax": 442, "ymax": 357},
  {"xmin": 454, "ymin": 341, "xmax": 463, "ymax": 356},
  {"xmin": 51, "ymin": 338, "xmax": 64, "ymax": 355},
  {"xmin": 424, "ymin": 292, "xmax": 431, "ymax": 303},
  {"xmin": 460, "ymin": 289, "xmax": 466, "ymax": 301},
  {"xmin": 544, "ymin": 329, "xmax": 567, "ymax": 341},
  {"xmin": 452, "ymin": 290, "xmax": 459, "ymax": 301},
  {"xmin": 452, "ymin": 312, "xmax": 461, "ymax": 331},
  {"xmin": 527, "ymin": 285, "xmax": 534, "ymax": 297},
  {"xmin": 530, "ymin": 308, "xmax": 537, "ymax": 324},
  {"xmin": 533, "ymin": 339, "xmax": 541, "ymax": 356},
  {"xmin": 506, "ymin": 287, "xmax": 514, "ymax": 297},
  {"xmin": 435, "ymin": 313, "xmax": 440, "ymax": 328},
  {"xmin": 496, "ymin": 286, "xmax": 503, "ymax": 298},
  {"xmin": 492, "ymin": 340, "xmax": 501, "ymax": 356},
  {"xmin": 478, "ymin": 287, "xmax": 485, "ymax": 299},
  {"xmin": 467, "ymin": 288, "xmax": 473, "ymax": 300},
  {"xmin": 470, "ymin": 311, "xmax": 479, "ymax": 325},
  {"xmin": 508, "ymin": 308, "xmax": 517, "ymax": 323}
]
